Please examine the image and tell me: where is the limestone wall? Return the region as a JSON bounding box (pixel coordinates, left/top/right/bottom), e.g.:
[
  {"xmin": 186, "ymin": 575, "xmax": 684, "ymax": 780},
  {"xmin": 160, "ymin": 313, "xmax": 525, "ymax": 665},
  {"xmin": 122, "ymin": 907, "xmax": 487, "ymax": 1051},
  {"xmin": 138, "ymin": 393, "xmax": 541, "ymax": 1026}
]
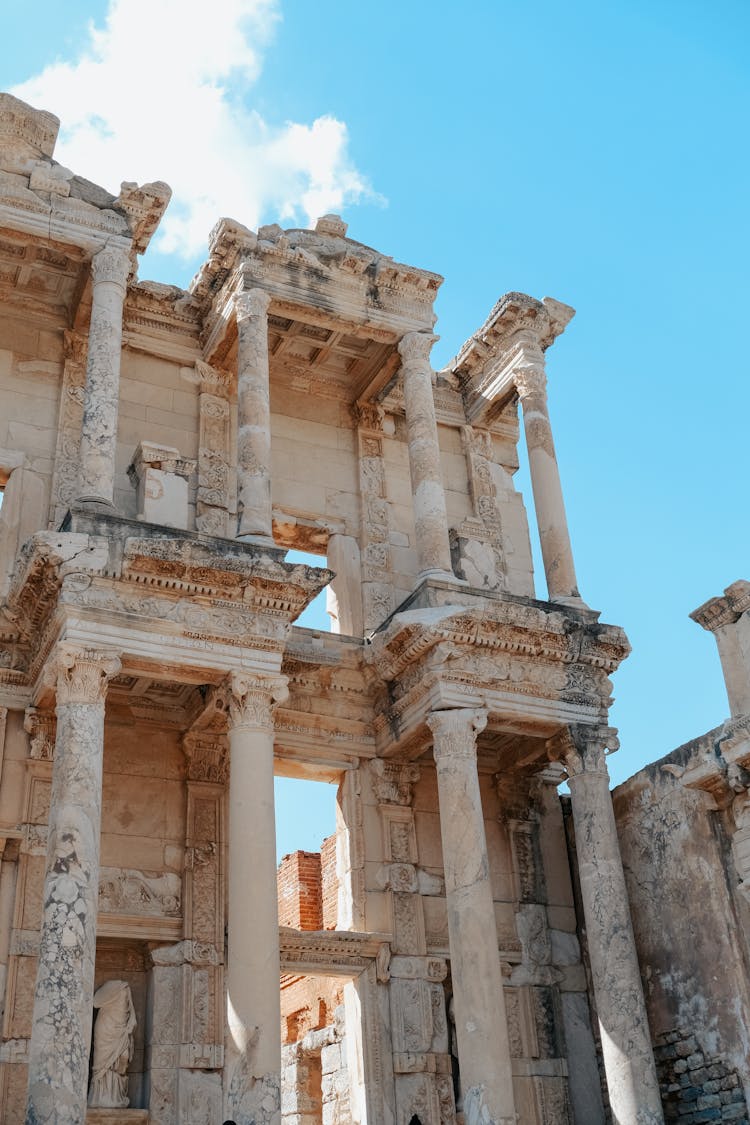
[{"xmin": 614, "ymin": 739, "xmax": 750, "ymax": 1118}]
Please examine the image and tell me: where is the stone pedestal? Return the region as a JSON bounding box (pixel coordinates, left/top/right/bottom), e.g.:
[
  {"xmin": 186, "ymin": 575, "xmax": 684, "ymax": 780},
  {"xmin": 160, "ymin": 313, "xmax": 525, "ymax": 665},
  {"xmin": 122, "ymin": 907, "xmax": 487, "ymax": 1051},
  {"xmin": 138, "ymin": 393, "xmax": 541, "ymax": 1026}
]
[
  {"xmin": 26, "ymin": 646, "xmax": 121, "ymax": 1125},
  {"xmin": 127, "ymin": 442, "xmax": 196, "ymax": 530},
  {"xmin": 78, "ymin": 245, "xmax": 131, "ymax": 506},
  {"xmin": 561, "ymin": 725, "xmax": 664, "ymax": 1125},
  {"xmin": 428, "ymin": 709, "xmax": 517, "ymax": 1125},
  {"xmin": 515, "ymin": 361, "xmax": 580, "ymax": 602},
  {"xmin": 225, "ymin": 671, "xmax": 288, "ymax": 1124},
  {"xmin": 235, "ymin": 289, "xmax": 273, "ymax": 545},
  {"xmin": 399, "ymin": 333, "xmax": 454, "ymax": 582}
]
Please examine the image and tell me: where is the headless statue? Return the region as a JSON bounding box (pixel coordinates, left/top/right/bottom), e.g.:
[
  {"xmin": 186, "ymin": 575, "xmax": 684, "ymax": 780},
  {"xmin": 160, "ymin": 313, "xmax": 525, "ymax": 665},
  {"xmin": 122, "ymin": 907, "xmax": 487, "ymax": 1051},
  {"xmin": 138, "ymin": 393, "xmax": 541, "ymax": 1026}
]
[{"xmin": 88, "ymin": 980, "xmax": 136, "ymax": 1108}]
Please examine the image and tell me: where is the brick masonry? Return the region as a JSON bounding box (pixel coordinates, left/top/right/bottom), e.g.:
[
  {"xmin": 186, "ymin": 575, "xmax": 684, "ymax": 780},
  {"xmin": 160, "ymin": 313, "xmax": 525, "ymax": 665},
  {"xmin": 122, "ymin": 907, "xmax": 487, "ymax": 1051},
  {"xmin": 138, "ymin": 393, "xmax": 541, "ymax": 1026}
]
[{"xmin": 655, "ymin": 1030, "xmax": 749, "ymax": 1123}]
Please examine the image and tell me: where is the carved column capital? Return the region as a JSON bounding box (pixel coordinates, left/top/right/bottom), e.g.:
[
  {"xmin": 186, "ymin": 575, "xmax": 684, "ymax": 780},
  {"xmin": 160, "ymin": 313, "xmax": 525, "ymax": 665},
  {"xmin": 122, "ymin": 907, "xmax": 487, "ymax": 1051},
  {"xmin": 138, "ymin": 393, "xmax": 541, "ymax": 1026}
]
[
  {"xmin": 369, "ymin": 758, "xmax": 421, "ymax": 806},
  {"xmin": 194, "ymin": 358, "xmax": 232, "ymax": 395},
  {"xmin": 548, "ymin": 724, "xmax": 618, "ymax": 778},
  {"xmin": 183, "ymin": 731, "xmax": 229, "ymax": 783},
  {"xmin": 234, "ymin": 287, "xmax": 271, "ymax": 322},
  {"xmin": 62, "ymin": 329, "xmax": 88, "ymax": 369},
  {"xmin": 427, "ymin": 707, "xmax": 488, "ymax": 763},
  {"xmin": 44, "ymin": 644, "xmax": 121, "ymax": 706},
  {"xmin": 91, "ymin": 243, "xmax": 131, "ymax": 291},
  {"xmin": 514, "ymin": 361, "xmax": 547, "ymax": 401},
  {"xmin": 398, "ymin": 331, "xmax": 438, "ymax": 371},
  {"xmin": 352, "ymin": 401, "xmax": 385, "ymax": 431},
  {"xmin": 227, "ymin": 671, "xmax": 289, "ymax": 731},
  {"xmin": 24, "ymin": 707, "xmax": 56, "ymax": 760}
]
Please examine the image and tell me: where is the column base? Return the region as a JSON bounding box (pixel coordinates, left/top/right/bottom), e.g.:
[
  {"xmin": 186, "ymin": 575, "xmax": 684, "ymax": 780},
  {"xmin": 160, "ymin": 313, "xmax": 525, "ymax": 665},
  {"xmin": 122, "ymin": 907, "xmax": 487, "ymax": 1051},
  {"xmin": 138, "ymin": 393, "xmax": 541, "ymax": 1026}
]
[
  {"xmin": 76, "ymin": 495, "xmax": 117, "ymax": 510},
  {"xmin": 417, "ymin": 568, "xmax": 465, "ymax": 585},
  {"xmin": 235, "ymin": 532, "xmax": 277, "ymax": 549},
  {"xmin": 87, "ymin": 1110, "xmax": 149, "ymax": 1124},
  {"xmin": 550, "ymin": 593, "xmax": 595, "ymax": 613}
]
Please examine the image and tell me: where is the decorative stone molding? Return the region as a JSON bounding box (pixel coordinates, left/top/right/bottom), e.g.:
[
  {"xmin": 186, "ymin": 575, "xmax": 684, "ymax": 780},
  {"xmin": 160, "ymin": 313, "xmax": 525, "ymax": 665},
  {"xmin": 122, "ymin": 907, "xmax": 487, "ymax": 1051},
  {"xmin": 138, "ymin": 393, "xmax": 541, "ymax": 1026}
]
[
  {"xmin": 183, "ymin": 732, "xmax": 228, "ymax": 784},
  {"xmin": 549, "ymin": 724, "xmax": 619, "ymax": 778},
  {"xmin": 43, "ymin": 644, "xmax": 121, "ymax": 705},
  {"xmin": 98, "ymin": 866, "xmax": 181, "ymax": 917},
  {"xmin": 514, "ymin": 359, "xmax": 547, "ymax": 401},
  {"xmin": 228, "ymin": 670, "xmax": 289, "ymax": 731},
  {"xmin": 398, "ymin": 331, "xmax": 438, "ymax": 371},
  {"xmin": 355, "ymin": 402, "xmax": 394, "ymax": 631},
  {"xmin": 193, "ymin": 358, "xmax": 232, "ymax": 394},
  {"xmin": 90, "ymin": 242, "xmax": 131, "ymax": 291},
  {"xmin": 369, "ymin": 759, "xmax": 421, "ymax": 806},
  {"xmin": 23, "ymin": 707, "xmax": 56, "ymax": 761},
  {"xmin": 427, "ymin": 708, "xmax": 488, "ymax": 762},
  {"xmin": 48, "ymin": 331, "xmax": 88, "ymax": 527},
  {"xmin": 691, "ymin": 580, "xmax": 750, "ymax": 632},
  {"xmin": 234, "ymin": 287, "xmax": 271, "ymax": 322}
]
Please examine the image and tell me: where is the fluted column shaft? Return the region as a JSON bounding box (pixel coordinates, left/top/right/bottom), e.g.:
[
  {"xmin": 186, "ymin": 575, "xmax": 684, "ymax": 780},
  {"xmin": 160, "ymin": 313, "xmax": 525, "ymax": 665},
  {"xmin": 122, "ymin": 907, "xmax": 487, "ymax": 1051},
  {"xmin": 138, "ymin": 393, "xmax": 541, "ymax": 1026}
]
[
  {"xmin": 225, "ymin": 671, "xmax": 288, "ymax": 1125},
  {"xmin": 235, "ymin": 289, "xmax": 273, "ymax": 544},
  {"xmin": 428, "ymin": 708, "xmax": 517, "ymax": 1125},
  {"xmin": 399, "ymin": 332, "xmax": 454, "ymax": 581},
  {"xmin": 516, "ymin": 361, "xmax": 580, "ymax": 601},
  {"xmin": 562, "ymin": 726, "xmax": 663, "ymax": 1125},
  {"xmin": 26, "ymin": 646, "xmax": 121, "ymax": 1125},
  {"xmin": 78, "ymin": 245, "xmax": 131, "ymax": 505}
]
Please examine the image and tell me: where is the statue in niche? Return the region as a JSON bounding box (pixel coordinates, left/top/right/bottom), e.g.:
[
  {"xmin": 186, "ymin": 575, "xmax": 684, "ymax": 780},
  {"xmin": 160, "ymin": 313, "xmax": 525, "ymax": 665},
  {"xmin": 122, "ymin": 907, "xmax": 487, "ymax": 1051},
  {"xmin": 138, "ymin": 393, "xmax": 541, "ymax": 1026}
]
[{"xmin": 87, "ymin": 980, "xmax": 136, "ymax": 1108}]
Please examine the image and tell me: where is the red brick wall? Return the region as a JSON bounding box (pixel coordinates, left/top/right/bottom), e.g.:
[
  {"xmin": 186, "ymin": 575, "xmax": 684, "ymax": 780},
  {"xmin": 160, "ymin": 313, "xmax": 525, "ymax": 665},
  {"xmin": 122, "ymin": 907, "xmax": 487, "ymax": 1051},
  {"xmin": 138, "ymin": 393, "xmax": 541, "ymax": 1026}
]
[{"xmin": 277, "ymin": 850, "xmax": 323, "ymax": 931}]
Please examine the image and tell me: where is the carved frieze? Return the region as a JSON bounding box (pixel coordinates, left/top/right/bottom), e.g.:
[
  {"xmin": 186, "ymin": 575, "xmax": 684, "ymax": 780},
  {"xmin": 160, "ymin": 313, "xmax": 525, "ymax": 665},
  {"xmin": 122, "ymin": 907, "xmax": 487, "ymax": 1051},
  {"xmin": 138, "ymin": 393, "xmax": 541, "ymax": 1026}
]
[
  {"xmin": 355, "ymin": 404, "xmax": 394, "ymax": 631},
  {"xmin": 23, "ymin": 707, "xmax": 55, "ymax": 761},
  {"xmin": 370, "ymin": 758, "xmax": 420, "ymax": 806},
  {"xmin": 49, "ymin": 330, "xmax": 88, "ymax": 528},
  {"xmin": 98, "ymin": 867, "xmax": 181, "ymax": 917}
]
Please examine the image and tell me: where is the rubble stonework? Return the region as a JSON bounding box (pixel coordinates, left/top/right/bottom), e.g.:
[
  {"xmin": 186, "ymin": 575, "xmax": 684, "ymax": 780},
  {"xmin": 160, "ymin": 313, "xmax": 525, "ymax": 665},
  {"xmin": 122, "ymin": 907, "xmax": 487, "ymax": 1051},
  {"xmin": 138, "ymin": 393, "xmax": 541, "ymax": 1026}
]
[{"xmin": 0, "ymin": 87, "xmax": 741, "ymax": 1125}]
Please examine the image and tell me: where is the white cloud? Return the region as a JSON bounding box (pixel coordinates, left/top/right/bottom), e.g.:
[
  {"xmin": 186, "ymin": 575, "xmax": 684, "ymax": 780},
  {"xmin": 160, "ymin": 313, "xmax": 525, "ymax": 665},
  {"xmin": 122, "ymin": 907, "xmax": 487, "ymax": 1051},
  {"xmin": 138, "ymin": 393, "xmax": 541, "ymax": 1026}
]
[{"xmin": 12, "ymin": 0, "xmax": 376, "ymax": 261}]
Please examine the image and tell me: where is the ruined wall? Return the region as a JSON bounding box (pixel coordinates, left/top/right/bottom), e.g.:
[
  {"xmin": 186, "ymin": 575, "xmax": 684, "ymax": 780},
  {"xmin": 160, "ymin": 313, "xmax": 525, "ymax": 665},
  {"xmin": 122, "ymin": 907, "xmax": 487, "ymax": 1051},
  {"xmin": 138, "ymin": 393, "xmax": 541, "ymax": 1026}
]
[{"xmin": 614, "ymin": 739, "xmax": 750, "ymax": 1117}]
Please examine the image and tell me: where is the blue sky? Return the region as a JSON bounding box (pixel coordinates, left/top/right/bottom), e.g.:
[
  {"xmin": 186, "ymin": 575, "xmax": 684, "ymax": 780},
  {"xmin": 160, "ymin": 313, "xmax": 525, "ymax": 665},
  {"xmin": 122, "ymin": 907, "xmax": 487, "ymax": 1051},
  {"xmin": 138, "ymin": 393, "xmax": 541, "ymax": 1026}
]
[{"xmin": 4, "ymin": 1, "xmax": 749, "ymax": 854}]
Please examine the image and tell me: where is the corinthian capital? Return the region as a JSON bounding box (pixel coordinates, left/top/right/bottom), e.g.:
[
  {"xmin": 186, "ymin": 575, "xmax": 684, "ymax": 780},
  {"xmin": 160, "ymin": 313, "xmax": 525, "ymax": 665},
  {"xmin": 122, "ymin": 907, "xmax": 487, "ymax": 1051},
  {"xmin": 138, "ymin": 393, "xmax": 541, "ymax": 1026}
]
[
  {"xmin": 547, "ymin": 724, "xmax": 618, "ymax": 778},
  {"xmin": 514, "ymin": 362, "xmax": 547, "ymax": 401},
  {"xmin": 427, "ymin": 707, "xmax": 488, "ymax": 763},
  {"xmin": 91, "ymin": 243, "xmax": 131, "ymax": 290},
  {"xmin": 228, "ymin": 671, "xmax": 289, "ymax": 731},
  {"xmin": 45, "ymin": 644, "xmax": 121, "ymax": 706},
  {"xmin": 398, "ymin": 331, "xmax": 438, "ymax": 370},
  {"xmin": 194, "ymin": 359, "xmax": 232, "ymax": 393},
  {"xmin": 234, "ymin": 288, "xmax": 271, "ymax": 322}
]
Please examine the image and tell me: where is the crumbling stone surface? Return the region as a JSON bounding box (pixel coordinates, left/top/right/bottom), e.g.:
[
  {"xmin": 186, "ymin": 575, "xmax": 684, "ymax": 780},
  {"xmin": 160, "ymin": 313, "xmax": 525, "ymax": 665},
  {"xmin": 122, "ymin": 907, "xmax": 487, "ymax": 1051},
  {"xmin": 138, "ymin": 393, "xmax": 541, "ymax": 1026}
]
[{"xmin": 655, "ymin": 1031, "xmax": 749, "ymax": 1124}]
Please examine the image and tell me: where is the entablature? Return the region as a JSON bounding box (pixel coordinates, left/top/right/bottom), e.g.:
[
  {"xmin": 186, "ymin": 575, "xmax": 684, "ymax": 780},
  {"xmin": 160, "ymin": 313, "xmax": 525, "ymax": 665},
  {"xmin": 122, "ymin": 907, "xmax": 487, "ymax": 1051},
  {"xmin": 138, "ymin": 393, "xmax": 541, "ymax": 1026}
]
[
  {"xmin": 3, "ymin": 508, "xmax": 333, "ymax": 700},
  {"xmin": 450, "ymin": 291, "xmax": 575, "ymax": 424},
  {"xmin": 368, "ymin": 581, "xmax": 630, "ymax": 760}
]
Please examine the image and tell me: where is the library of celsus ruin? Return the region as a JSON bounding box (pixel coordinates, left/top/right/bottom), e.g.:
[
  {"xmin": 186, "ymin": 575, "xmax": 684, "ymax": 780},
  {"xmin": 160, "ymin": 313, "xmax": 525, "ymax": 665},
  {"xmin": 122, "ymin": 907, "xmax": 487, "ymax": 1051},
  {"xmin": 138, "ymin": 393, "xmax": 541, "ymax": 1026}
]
[{"xmin": 0, "ymin": 90, "xmax": 749, "ymax": 1125}]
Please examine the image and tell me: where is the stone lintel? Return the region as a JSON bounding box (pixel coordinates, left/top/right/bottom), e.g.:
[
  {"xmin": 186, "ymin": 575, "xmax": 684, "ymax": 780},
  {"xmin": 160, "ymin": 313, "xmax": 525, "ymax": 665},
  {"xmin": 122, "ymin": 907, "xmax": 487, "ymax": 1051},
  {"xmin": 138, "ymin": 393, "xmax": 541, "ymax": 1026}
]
[{"xmin": 279, "ymin": 926, "xmax": 390, "ymax": 977}]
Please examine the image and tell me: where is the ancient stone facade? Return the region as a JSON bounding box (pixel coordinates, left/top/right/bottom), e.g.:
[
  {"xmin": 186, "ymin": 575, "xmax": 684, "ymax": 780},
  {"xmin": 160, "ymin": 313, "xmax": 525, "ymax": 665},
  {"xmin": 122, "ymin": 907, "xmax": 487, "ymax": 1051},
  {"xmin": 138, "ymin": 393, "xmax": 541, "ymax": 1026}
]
[
  {"xmin": 0, "ymin": 91, "xmax": 671, "ymax": 1125},
  {"xmin": 613, "ymin": 583, "xmax": 750, "ymax": 1125}
]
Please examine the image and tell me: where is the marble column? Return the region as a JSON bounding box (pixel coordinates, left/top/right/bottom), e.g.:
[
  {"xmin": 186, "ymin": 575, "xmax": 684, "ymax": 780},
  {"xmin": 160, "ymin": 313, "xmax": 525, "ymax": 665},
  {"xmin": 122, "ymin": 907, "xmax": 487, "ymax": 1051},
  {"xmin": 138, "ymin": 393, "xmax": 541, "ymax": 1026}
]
[
  {"xmin": 398, "ymin": 332, "xmax": 454, "ymax": 582},
  {"xmin": 515, "ymin": 360, "xmax": 580, "ymax": 602},
  {"xmin": 560, "ymin": 724, "xmax": 664, "ymax": 1125},
  {"xmin": 225, "ymin": 670, "xmax": 288, "ymax": 1125},
  {"xmin": 427, "ymin": 709, "xmax": 517, "ymax": 1125},
  {"xmin": 78, "ymin": 244, "xmax": 131, "ymax": 506},
  {"xmin": 234, "ymin": 289, "xmax": 274, "ymax": 545},
  {"xmin": 26, "ymin": 645, "xmax": 121, "ymax": 1125}
]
